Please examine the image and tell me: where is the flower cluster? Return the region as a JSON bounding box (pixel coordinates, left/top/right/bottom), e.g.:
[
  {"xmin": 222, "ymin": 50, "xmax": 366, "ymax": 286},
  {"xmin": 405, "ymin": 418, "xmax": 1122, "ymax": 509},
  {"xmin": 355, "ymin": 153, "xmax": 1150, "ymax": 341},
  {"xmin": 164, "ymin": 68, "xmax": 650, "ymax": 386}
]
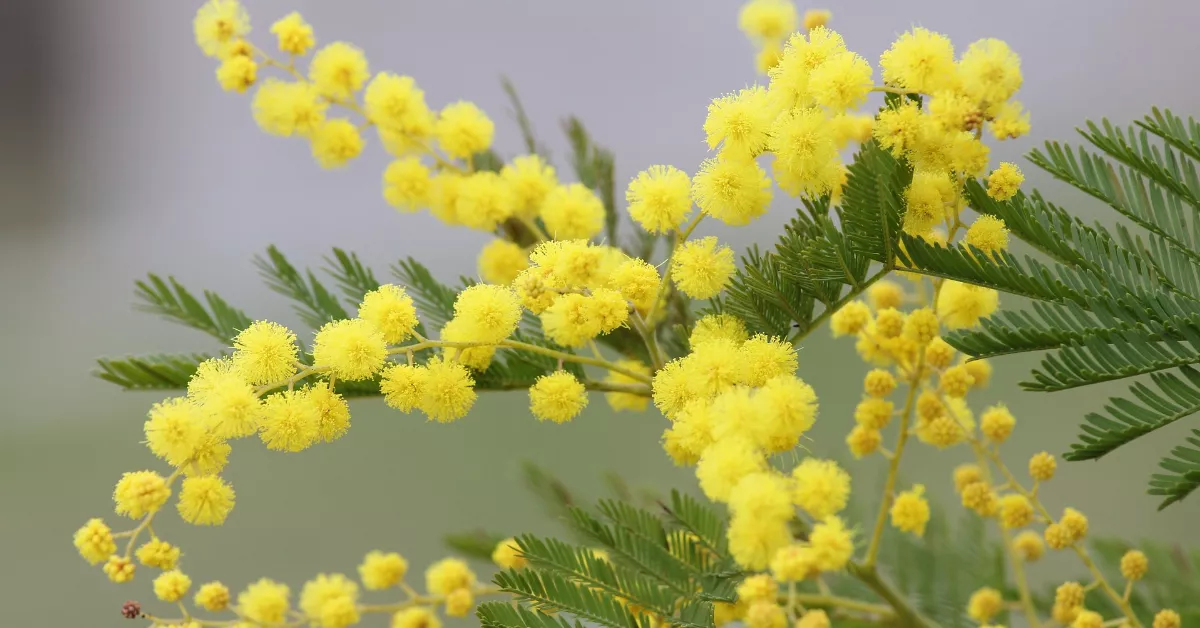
[{"xmin": 71, "ymin": 2, "xmax": 1184, "ymax": 628}]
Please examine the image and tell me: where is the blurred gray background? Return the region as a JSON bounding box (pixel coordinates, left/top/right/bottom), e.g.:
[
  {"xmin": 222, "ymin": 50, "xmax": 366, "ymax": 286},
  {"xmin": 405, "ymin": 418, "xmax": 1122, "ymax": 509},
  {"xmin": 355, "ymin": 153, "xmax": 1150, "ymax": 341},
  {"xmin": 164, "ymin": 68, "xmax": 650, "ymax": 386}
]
[{"xmin": 2, "ymin": 0, "xmax": 1199, "ymax": 625}]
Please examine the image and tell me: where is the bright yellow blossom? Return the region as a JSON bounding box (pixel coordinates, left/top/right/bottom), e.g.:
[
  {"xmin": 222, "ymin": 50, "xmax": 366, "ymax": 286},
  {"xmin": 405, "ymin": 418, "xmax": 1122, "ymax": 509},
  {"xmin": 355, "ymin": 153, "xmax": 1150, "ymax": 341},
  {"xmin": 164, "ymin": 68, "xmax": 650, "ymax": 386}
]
[{"xmin": 626, "ymin": 165, "xmax": 693, "ymax": 233}]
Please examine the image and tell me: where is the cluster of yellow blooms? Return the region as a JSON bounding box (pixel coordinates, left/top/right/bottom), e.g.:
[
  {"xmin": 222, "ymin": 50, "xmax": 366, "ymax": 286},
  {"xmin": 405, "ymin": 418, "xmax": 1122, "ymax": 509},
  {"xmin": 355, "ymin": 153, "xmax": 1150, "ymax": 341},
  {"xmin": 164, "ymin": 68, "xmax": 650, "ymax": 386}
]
[{"xmin": 71, "ymin": 1, "xmax": 1185, "ymax": 627}]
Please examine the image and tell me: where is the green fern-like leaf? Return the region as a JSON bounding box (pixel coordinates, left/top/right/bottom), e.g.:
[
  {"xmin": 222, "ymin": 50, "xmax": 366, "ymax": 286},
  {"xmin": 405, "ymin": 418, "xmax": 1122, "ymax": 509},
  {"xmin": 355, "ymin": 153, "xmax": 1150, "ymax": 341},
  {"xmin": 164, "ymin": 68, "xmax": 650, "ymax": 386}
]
[
  {"xmin": 94, "ymin": 353, "xmax": 215, "ymax": 390},
  {"xmin": 323, "ymin": 248, "xmax": 380, "ymax": 303},
  {"xmin": 1150, "ymin": 428, "xmax": 1200, "ymax": 508},
  {"xmin": 134, "ymin": 274, "xmax": 251, "ymax": 344},
  {"xmin": 494, "ymin": 567, "xmax": 649, "ymax": 628},
  {"xmin": 662, "ymin": 490, "xmax": 729, "ymax": 558},
  {"xmin": 254, "ymin": 245, "xmax": 349, "ymax": 330},
  {"xmin": 568, "ymin": 507, "xmax": 692, "ymax": 595},
  {"xmin": 477, "ymin": 601, "xmax": 586, "ymax": 628},
  {"xmin": 391, "ymin": 257, "xmax": 457, "ymax": 334}
]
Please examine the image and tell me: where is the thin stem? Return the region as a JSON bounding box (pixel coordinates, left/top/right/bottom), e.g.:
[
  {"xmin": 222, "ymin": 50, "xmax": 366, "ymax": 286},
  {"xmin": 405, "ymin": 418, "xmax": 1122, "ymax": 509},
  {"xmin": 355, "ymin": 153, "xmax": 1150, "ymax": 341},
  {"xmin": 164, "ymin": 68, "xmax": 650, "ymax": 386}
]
[
  {"xmin": 357, "ymin": 585, "xmax": 502, "ymax": 614},
  {"xmin": 864, "ymin": 362, "xmax": 923, "ymax": 567},
  {"xmin": 970, "ymin": 440, "xmax": 1040, "ymax": 628},
  {"xmin": 870, "ymin": 86, "xmax": 921, "ymax": 95},
  {"xmin": 629, "ymin": 312, "xmax": 665, "ymax": 371},
  {"xmin": 122, "ymin": 466, "xmax": 186, "ymax": 558},
  {"xmin": 387, "ymin": 338, "xmax": 652, "ymax": 383},
  {"xmin": 644, "ymin": 213, "xmax": 705, "ymax": 326},
  {"xmin": 781, "ymin": 592, "xmax": 893, "ymax": 617},
  {"xmin": 846, "ymin": 561, "xmax": 938, "ymax": 628},
  {"xmin": 789, "ymin": 268, "xmax": 889, "ymax": 345},
  {"xmin": 979, "ymin": 445, "xmax": 1143, "ymax": 628}
]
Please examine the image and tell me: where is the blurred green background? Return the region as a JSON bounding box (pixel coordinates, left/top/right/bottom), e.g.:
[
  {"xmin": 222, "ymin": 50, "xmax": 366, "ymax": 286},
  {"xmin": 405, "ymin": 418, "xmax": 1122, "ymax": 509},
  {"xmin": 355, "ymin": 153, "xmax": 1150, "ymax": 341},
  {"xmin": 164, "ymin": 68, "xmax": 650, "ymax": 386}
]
[{"xmin": 3, "ymin": 0, "xmax": 1200, "ymax": 626}]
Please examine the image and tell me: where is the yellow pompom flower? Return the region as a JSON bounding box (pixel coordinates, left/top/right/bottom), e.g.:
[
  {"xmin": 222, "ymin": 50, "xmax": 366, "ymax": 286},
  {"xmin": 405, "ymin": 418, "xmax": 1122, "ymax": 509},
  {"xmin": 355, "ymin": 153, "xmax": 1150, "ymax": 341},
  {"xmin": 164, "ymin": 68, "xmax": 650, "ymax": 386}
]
[
  {"xmin": 435, "ymin": 101, "xmax": 494, "ymax": 159},
  {"xmin": 738, "ymin": 334, "xmax": 798, "ymax": 386},
  {"xmin": 691, "ymin": 313, "xmax": 749, "ymax": 347},
  {"xmin": 190, "ymin": 366, "xmax": 261, "ymax": 440},
  {"xmin": 830, "ymin": 112, "xmax": 875, "ymax": 147},
  {"xmin": 696, "ymin": 436, "xmax": 767, "ymax": 502},
  {"xmin": 999, "ymin": 494, "xmax": 1034, "ymax": 529},
  {"xmin": 477, "ymin": 240, "xmax": 529, "ymax": 285},
  {"xmin": 74, "ymin": 518, "xmax": 116, "ymax": 565},
  {"xmin": 1056, "ymin": 581, "xmax": 1085, "ymax": 608},
  {"xmin": 144, "ymin": 397, "xmax": 205, "ymax": 467},
  {"xmin": 380, "ymin": 364, "xmax": 428, "ymax": 412},
  {"xmin": 925, "ymin": 338, "xmax": 956, "ymax": 369},
  {"xmin": 738, "ymin": 0, "xmax": 797, "ymax": 41},
  {"xmin": 452, "ymin": 284, "xmax": 523, "ymax": 344},
  {"xmin": 239, "ymin": 578, "xmax": 291, "ymax": 625},
  {"xmin": 874, "ymin": 102, "xmax": 923, "ymax": 157},
  {"xmin": 364, "ymin": 73, "xmax": 435, "ymax": 145},
  {"xmin": 193, "ymin": 0, "xmax": 249, "ymax": 58},
  {"xmin": 312, "ymin": 319, "xmax": 389, "ymax": 381},
  {"xmin": 967, "ymin": 587, "xmax": 1003, "ymax": 622},
  {"xmin": 419, "ymin": 358, "xmax": 477, "ymax": 422},
  {"xmin": 756, "ymin": 42, "xmax": 784, "ymax": 75},
  {"xmin": 300, "ymin": 573, "xmax": 359, "ymax": 624},
  {"xmin": 809, "ymin": 516, "xmax": 854, "ymax": 572},
  {"xmin": 444, "ymin": 588, "xmax": 474, "ymax": 618},
  {"xmin": 1061, "ymin": 507, "xmax": 1088, "ymax": 541},
  {"xmin": 903, "ymin": 171, "xmax": 950, "ymax": 236},
  {"xmin": 270, "ymin": 12, "xmax": 314, "ymax": 55},
  {"xmin": 426, "ymin": 558, "xmax": 476, "ymax": 595},
  {"xmin": 216, "ymin": 56, "xmax": 257, "ymax": 93},
  {"xmin": 729, "ymin": 473, "xmax": 794, "ymax": 527},
  {"xmin": 493, "ymin": 537, "xmax": 528, "ymax": 569},
  {"xmin": 253, "ymin": 80, "xmax": 328, "ymax": 137},
  {"xmin": 831, "ymin": 301, "xmax": 871, "ymax": 336},
  {"xmin": 744, "ymin": 600, "xmax": 787, "ymax": 628},
  {"xmin": 309, "ymin": 42, "xmax": 369, "ymax": 100},
  {"xmin": 880, "ymin": 27, "xmax": 958, "ymax": 93},
  {"xmin": 383, "ymin": 157, "xmax": 432, "ymax": 212},
  {"xmin": 541, "ymin": 183, "xmax": 606, "ymax": 240},
  {"xmin": 855, "ymin": 398, "xmax": 894, "ymax": 429},
  {"xmin": 529, "ymin": 371, "xmax": 589, "ymax": 423},
  {"xmin": 154, "ymin": 569, "xmax": 192, "ymax": 603},
  {"xmin": 1045, "ymin": 523, "xmax": 1074, "ymax": 550},
  {"xmin": 1013, "ymin": 530, "xmax": 1045, "ymax": 561},
  {"xmin": 360, "ymin": 551, "xmax": 409, "ymax": 590},
  {"xmin": 990, "ymin": 100, "xmax": 1032, "ymax": 140},
  {"xmin": 692, "ymin": 156, "xmax": 773, "ymax": 226},
  {"xmin": 987, "ymin": 162, "xmax": 1024, "ymax": 201},
  {"xmin": 1121, "ymin": 549, "xmax": 1148, "ymax": 581},
  {"xmin": 809, "ymin": 51, "xmax": 873, "ymax": 111},
  {"xmin": 104, "ymin": 556, "xmax": 136, "ymax": 583},
  {"xmin": 791, "ymin": 458, "xmax": 850, "ymax": 519},
  {"xmin": 1074, "ymin": 610, "xmax": 1104, "ymax": 628},
  {"xmin": 195, "ymin": 581, "xmax": 231, "ymax": 612},
  {"xmin": 938, "ymin": 281, "xmax": 999, "ymax": 329},
  {"xmin": 137, "ymin": 539, "xmax": 181, "ymax": 569},
  {"xmin": 954, "ymin": 464, "xmax": 984, "ymax": 493},
  {"xmin": 767, "ymin": 27, "xmax": 847, "ymax": 110},
  {"xmin": 940, "ymin": 364, "xmax": 975, "ymax": 398},
  {"xmin": 626, "ymin": 165, "xmax": 693, "ymax": 233},
  {"xmin": 113, "ymin": 470, "xmax": 171, "ymax": 519},
  {"xmin": 874, "ymin": 308, "xmax": 905, "ymax": 340},
  {"xmin": 501, "ymin": 155, "xmax": 558, "ymax": 217},
  {"xmin": 260, "ymin": 389, "xmax": 320, "ymax": 451},
  {"xmin": 728, "ymin": 514, "xmax": 792, "ymax": 571},
  {"xmin": 662, "ymin": 400, "xmax": 716, "ymax": 464},
  {"xmin": 393, "ymin": 608, "xmax": 442, "ymax": 628},
  {"xmin": 1154, "ymin": 610, "xmax": 1182, "ymax": 628},
  {"xmin": 671, "ymin": 236, "xmax": 736, "ymax": 299},
  {"xmin": 232, "ymin": 321, "xmax": 299, "ymax": 385},
  {"xmin": 311, "ymin": 118, "xmax": 364, "ymax": 169},
  {"xmin": 903, "ymin": 308, "xmax": 939, "ymax": 345},
  {"xmin": 358, "ymin": 284, "xmax": 419, "ymax": 344},
  {"xmin": 959, "ymin": 38, "xmax": 1022, "ymax": 103},
  {"xmin": 961, "ymin": 481, "xmax": 998, "ymax": 516},
  {"xmin": 541, "ymin": 293, "xmax": 601, "ymax": 348},
  {"xmin": 737, "ymin": 573, "xmax": 779, "ymax": 603},
  {"xmin": 306, "ymin": 382, "xmax": 351, "ymax": 443},
  {"xmin": 177, "ymin": 475, "xmax": 235, "ymax": 525},
  {"xmin": 980, "ymin": 404, "xmax": 1016, "ymax": 443},
  {"xmin": 803, "ymin": 9, "xmax": 831, "ymax": 30},
  {"xmin": 1029, "ymin": 451, "xmax": 1057, "ymax": 481},
  {"xmin": 890, "ymin": 484, "xmax": 931, "ymax": 536},
  {"xmin": 704, "ymin": 86, "xmax": 772, "ymax": 160},
  {"xmin": 607, "ymin": 258, "xmax": 660, "ymax": 314},
  {"xmin": 965, "ymin": 215, "xmax": 1009, "ymax": 255},
  {"xmin": 847, "ymin": 425, "xmax": 882, "ymax": 458},
  {"xmin": 770, "ymin": 107, "xmax": 841, "ymax": 198},
  {"xmin": 454, "ymin": 171, "xmax": 516, "ymax": 232},
  {"xmin": 184, "ymin": 430, "xmax": 231, "ymax": 477},
  {"xmin": 771, "ymin": 545, "xmax": 815, "ymax": 583}
]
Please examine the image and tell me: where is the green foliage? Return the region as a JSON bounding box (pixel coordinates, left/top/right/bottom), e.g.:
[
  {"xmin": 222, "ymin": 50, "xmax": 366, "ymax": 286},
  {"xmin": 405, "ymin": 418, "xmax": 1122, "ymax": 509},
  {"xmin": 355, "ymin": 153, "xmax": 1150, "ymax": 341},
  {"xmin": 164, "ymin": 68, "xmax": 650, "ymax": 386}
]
[
  {"xmin": 134, "ymin": 274, "xmax": 251, "ymax": 344},
  {"xmin": 254, "ymin": 245, "xmax": 349, "ymax": 330},
  {"xmin": 323, "ymin": 247, "xmax": 380, "ymax": 303},
  {"xmin": 562, "ymin": 116, "xmax": 618, "ymax": 245},
  {"xmin": 94, "ymin": 353, "xmax": 216, "ymax": 390}
]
